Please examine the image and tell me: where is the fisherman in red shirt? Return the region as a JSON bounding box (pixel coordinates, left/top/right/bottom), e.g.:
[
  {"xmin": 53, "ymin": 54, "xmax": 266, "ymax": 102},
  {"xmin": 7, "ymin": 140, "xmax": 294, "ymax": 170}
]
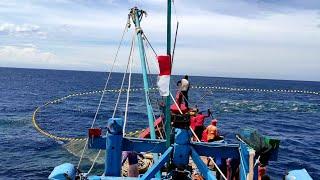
[
  {"xmin": 190, "ymin": 116, "xmax": 197, "ymax": 131},
  {"xmin": 192, "ymin": 109, "xmax": 212, "ymax": 140}
]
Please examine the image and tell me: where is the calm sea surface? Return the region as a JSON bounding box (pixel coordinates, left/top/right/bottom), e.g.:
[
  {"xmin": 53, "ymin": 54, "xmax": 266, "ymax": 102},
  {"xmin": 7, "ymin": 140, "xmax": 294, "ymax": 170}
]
[{"xmin": 0, "ymin": 67, "xmax": 319, "ymax": 179}]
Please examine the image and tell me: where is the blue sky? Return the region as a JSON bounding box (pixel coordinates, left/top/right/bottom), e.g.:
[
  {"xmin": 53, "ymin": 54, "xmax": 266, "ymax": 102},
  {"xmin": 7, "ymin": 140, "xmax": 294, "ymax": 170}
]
[{"xmin": 0, "ymin": 0, "xmax": 319, "ymax": 81}]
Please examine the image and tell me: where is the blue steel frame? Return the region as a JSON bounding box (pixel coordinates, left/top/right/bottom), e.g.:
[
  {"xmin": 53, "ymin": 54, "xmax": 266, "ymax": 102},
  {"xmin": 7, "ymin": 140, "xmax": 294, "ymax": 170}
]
[
  {"xmin": 88, "ymin": 118, "xmax": 241, "ymax": 179},
  {"xmin": 49, "ymin": 118, "xmax": 275, "ymax": 180},
  {"xmin": 239, "ymin": 141, "xmax": 259, "ymax": 180}
]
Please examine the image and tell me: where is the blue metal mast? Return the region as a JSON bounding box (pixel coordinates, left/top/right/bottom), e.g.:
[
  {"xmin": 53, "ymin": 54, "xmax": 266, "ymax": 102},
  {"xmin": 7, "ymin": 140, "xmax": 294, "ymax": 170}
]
[
  {"xmin": 131, "ymin": 8, "xmax": 157, "ymax": 145},
  {"xmin": 129, "ymin": 7, "xmax": 160, "ymax": 176}
]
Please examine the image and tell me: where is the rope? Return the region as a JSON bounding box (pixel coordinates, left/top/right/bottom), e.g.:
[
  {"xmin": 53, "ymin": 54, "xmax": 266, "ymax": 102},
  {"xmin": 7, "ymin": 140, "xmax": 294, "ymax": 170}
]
[
  {"xmin": 85, "ymin": 21, "xmax": 136, "ymax": 175},
  {"xmin": 144, "ymin": 43, "xmax": 161, "ymax": 112},
  {"xmin": 143, "ymin": 36, "xmax": 164, "ymax": 140},
  {"xmin": 170, "ymin": 92, "xmax": 183, "ymax": 114},
  {"xmin": 189, "ymin": 127, "xmax": 227, "ymax": 180},
  {"xmin": 142, "ymin": 33, "xmax": 157, "ymax": 56},
  {"xmin": 123, "ymin": 36, "xmax": 135, "ymax": 136},
  {"xmin": 172, "ymin": 0, "xmax": 179, "ymax": 22},
  {"xmin": 112, "ymin": 43, "xmax": 132, "ymax": 118},
  {"xmin": 77, "ymin": 22, "xmax": 129, "ymax": 170},
  {"xmin": 171, "ymin": 21, "xmax": 179, "ymax": 65},
  {"xmin": 155, "ymin": 120, "xmax": 164, "ymax": 139},
  {"xmin": 91, "ymin": 23, "xmax": 128, "ymax": 128},
  {"xmin": 32, "ymin": 85, "xmax": 320, "ymax": 142},
  {"xmin": 77, "ymin": 138, "xmax": 89, "ymax": 169},
  {"xmin": 171, "ymin": 0, "xmax": 179, "ymax": 66},
  {"xmin": 194, "ymin": 90, "xmax": 214, "ymax": 106},
  {"xmin": 179, "ymin": 90, "xmax": 192, "ymax": 106},
  {"xmin": 144, "ymin": 37, "xmax": 160, "ymax": 74},
  {"xmin": 84, "ymin": 23, "xmax": 137, "ymax": 173},
  {"xmin": 86, "ymin": 149, "xmax": 101, "ymax": 175}
]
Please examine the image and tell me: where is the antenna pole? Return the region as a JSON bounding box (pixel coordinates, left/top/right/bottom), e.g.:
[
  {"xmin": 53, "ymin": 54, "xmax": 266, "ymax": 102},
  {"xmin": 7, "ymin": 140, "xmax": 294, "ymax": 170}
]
[{"xmin": 165, "ymin": 0, "xmax": 172, "ymax": 147}]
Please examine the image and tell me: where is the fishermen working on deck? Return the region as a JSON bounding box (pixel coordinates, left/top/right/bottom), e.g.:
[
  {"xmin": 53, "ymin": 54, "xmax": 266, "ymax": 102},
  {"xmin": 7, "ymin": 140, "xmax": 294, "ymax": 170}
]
[
  {"xmin": 122, "ymin": 151, "xmax": 144, "ymax": 177},
  {"xmin": 190, "ymin": 108, "xmax": 212, "ymax": 141},
  {"xmin": 177, "ymin": 75, "xmax": 190, "ymax": 109}
]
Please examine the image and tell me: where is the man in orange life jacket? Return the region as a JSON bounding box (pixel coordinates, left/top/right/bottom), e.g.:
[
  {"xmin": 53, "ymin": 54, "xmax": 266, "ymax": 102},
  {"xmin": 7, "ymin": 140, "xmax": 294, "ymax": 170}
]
[
  {"xmin": 201, "ymin": 119, "xmax": 217, "ymax": 142},
  {"xmin": 206, "ymin": 119, "xmax": 223, "ymax": 142},
  {"xmin": 191, "ymin": 109, "xmax": 212, "ymax": 140}
]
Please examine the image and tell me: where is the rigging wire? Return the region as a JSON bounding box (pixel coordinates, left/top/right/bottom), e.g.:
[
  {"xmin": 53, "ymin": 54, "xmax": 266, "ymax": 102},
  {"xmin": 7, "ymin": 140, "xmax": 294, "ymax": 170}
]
[
  {"xmin": 143, "ymin": 34, "xmax": 161, "ymax": 115},
  {"xmin": 91, "ymin": 23, "xmax": 129, "ymax": 128},
  {"xmin": 112, "ymin": 37, "xmax": 134, "ymax": 119},
  {"xmin": 142, "ymin": 33, "xmax": 158, "ymax": 57},
  {"xmin": 142, "ymin": 37, "xmax": 157, "ymax": 107},
  {"xmin": 86, "ymin": 24, "xmax": 136, "ymax": 176},
  {"xmin": 172, "ymin": 0, "xmax": 179, "ymax": 22},
  {"xmin": 171, "ymin": 21, "xmax": 179, "ymax": 65},
  {"xmin": 123, "ymin": 35, "xmax": 135, "ymax": 136},
  {"xmin": 77, "ymin": 22, "xmax": 129, "ymax": 170},
  {"xmin": 143, "ymin": 37, "xmax": 165, "ymax": 139},
  {"xmin": 171, "ymin": 0, "xmax": 180, "ymax": 66},
  {"xmin": 144, "ymin": 34, "xmax": 160, "ymax": 74}
]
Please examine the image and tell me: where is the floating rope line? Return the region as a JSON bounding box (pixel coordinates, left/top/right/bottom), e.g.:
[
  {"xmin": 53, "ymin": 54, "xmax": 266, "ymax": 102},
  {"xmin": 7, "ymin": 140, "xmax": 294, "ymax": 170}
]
[{"xmin": 32, "ymin": 85, "xmax": 319, "ymax": 142}]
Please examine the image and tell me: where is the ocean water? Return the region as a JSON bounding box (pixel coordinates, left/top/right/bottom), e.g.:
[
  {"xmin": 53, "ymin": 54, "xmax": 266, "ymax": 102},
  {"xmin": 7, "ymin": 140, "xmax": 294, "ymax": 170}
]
[{"xmin": 0, "ymin": 67, "xmax": 319, "ymax": 179}]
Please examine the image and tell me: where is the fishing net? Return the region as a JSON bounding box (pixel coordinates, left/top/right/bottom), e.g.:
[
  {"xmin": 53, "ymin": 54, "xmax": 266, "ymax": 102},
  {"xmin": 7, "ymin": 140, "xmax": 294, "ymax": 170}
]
[
  {"xmin": 237, "ymin": 128, "xmax": 280, "ymax": 165},
  {"xmin": 62, "ymin": 129, "xmax": 143, "ymax": 164},
  {"xmin": 63, "ymin": 139, "xmax": 105, "ymax": 164},
  {"xmin": 63, "ymin": 138, "xmax": 153, "ymax": 175}
]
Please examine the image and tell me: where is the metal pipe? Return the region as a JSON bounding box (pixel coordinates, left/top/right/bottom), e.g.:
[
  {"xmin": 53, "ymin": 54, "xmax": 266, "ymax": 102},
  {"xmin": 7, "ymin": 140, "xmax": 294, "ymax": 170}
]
[
  {"xmin": 165, "ymin": 0, "xmax": 172, "ymax": 148},
  {"xmin": 132, "ymin": 7, "xmax": 157, "ymax": 145}
]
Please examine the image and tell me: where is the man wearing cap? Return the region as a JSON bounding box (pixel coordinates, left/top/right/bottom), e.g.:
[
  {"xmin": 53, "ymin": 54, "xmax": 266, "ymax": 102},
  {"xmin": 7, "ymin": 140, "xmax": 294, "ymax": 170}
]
[{"xmin": 206, "ymin": 119, "xmax": 223, "ymax": 142}]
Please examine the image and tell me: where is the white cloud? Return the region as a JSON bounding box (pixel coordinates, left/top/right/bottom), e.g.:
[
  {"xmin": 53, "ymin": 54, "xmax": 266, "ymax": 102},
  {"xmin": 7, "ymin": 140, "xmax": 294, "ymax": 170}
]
[
  {"xmin": 0, "ymin": 45, "xmax": 55, "ymax": 64},
  {"xmin": 0, "ymin": 1, "xmax": 319, "ymax": 81},
  {"xmin": 0, "ymin": 23, "xmax": 47, "ymax": 38},
  {"xmin": 0, "ymin": 44, "xmax": 129, "ymax": 72}
]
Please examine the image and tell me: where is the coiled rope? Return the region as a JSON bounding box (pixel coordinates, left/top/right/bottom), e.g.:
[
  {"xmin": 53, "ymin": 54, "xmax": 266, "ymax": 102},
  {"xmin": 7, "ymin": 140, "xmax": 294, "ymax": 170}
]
[{"xmin": 32, "ymin": 85, "xmax": 320, "ymax": 142}]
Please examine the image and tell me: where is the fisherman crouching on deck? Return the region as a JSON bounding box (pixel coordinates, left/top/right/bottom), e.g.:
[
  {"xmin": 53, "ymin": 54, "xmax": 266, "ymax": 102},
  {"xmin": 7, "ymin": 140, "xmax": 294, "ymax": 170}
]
[
  {"xmin": 177, "ymin": 75, "xmax": 190, "ymax": 109},
  {"xmin": 122, "ymin": 151, "xmax": 144, "ymax": 177},
  {"xmin": 204, "ymin": 119, "xmax": 223, "ymax": 142}
]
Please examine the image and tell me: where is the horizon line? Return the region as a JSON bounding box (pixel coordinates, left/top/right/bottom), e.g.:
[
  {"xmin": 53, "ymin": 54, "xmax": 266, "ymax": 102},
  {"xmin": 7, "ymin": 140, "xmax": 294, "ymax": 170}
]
[{"xmin": 1, "ymin": 66, "xmax": 319, "ymax": 83}]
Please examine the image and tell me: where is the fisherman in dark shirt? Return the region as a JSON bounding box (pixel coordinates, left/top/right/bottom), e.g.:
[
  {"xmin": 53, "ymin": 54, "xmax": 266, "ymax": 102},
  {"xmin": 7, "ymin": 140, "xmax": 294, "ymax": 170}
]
[{"xmin": 122, "ymin": 151, "xmax": 144, "ymax": 177}]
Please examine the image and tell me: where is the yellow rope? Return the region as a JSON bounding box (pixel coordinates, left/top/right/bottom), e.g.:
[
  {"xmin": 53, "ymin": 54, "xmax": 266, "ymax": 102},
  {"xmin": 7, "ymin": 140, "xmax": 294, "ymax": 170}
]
[
  {"xmin": 32, "ymin": 86, "xmax": 319, "ymax": 141},
  {"xmin": 32, "ymin": 88, "xmax": 147, "ymax": 141},
  {"xmin": 32, "ymin": 105, "xmax": 84, "ymax": 141}
]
